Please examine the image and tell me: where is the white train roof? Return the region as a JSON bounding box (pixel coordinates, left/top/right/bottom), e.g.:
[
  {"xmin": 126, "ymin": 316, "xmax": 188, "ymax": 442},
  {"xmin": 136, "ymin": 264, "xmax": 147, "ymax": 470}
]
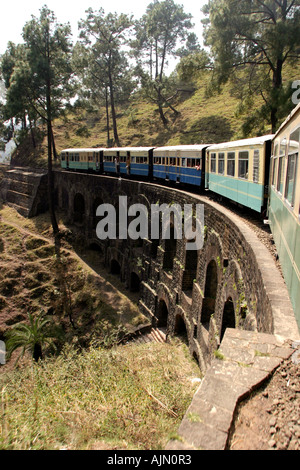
[
  {"xmin": 61, "ymin": 148, "xmax": 105, "ymax": 152},
  {"xmin": 207, "ymin": 135, "xmax": 274, "ymax": 151},
  {"xmin": 104, "ymin": 147, "xmax": 155, "ymax": 152},
  {"xmin": 154, "ymin": 145, "xmax": 209, "ymax": 157},
  {"xmin": 154, "ymin": 145, "xmax": 208, "ymax": 152}
]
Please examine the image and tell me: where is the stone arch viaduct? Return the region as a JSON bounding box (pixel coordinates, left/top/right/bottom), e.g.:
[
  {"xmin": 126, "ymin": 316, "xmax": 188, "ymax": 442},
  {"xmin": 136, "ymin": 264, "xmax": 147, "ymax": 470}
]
[{"xmin": 53, "ymin": 171, "xmax": 299, "ymax": 373}]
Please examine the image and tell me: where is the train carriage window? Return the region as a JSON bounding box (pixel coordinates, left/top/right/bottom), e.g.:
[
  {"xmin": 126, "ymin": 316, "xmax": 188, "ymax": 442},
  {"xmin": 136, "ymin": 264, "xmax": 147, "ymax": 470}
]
[
  {"xmin": 227, "ymin": 152, "xmax": 235, "ymax": 177},
  {"xmin": 182, "ymin": 158, "xmax": 186, "ymax": 167},
  {"xmin": 277, "ymin": 157, "xmax": 284, "ymax": 194},
  {"xmin": 218, "ymin": 153, "xmax": 225, "ymax": 175},
  {"xmin": 210, "ymin": 153, "xmax": 216, "ymax": 173},
  {"xmin": 196, "ymin": 159, "xmax": 201, "ymax": 168},
  {"xmin": 272, "ymin": 158, "xmax": 278, "ymax": 186},
  {"xmin": 253, "ymin": 150, "xmax": 260, "ymax": 183},
  {"xmin": 61, "ymin": 153, "xmax": 65, "ymax": 161},
  {"xmin": 285, "ymin": 128, "xmax": 299, "ymax": 207},
  {"xmin": 238, "ymin": 151, "xmax": 249, "ymax": 179}
]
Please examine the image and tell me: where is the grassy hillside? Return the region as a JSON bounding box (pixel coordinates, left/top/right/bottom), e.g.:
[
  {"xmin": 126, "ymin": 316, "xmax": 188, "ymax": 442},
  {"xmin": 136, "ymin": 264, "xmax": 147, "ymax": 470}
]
[
  {"xmin": 51, "ymin": 71, "xmax": 253, "ymax": 153},
  {"xmin": 9, "ymin": 62, "xmax": 300, "ymax": 168},
  {"xmin": 0, "ymin": 337, "xmax": 200, "ymax": 450},
  {"xmin": 0, "ymin": 206, "xmax": 147, "ymax": 348},
  {"xmin": 53, "ymin": 64, "xmax": 300, "ymax": 152}
]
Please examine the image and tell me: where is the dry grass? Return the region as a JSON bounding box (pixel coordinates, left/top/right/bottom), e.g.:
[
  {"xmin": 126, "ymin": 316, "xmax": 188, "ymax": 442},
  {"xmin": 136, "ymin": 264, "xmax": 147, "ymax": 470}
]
[
  {"xmin": 0, "ymin": 338, "xmax": 200, "ymax": 450},
  {"xmin": 0, "ymin": 206, "xmax": 147, "ymax": 348}
]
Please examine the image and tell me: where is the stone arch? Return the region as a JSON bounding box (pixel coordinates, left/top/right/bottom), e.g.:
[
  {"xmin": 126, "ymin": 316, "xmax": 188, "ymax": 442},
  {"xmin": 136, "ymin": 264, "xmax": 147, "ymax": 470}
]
[
  {"xmin": 192, "ymin": 351, "xmax": 200, "ymax": 366},
  {"xmin": 157, "ymin": 299, "xmax": 169, "ymax": 327},
  {"xmin": 222, "ymin": 259, "xmax": 256, "ymax": 332},
  {"xmin": 151, "ymin": 238, "xmax": 159, "ymax": 259},
  {"xmin": 174, "ymin": 313, "xmax": 188, "ymax": 341},
  {"xmin": 74, "ymin": 193, "xmax": 85, "ymax": 224},
  {"xmin": 200, "ymin": 259, "xmax": 218, "ymax": 330},
  {"xmin": 163, "ymin": 223, "xmax": 177, "ymax": 271},
  {"xmin": 182, "ymin": 247, "xmax": 198, "ymax": 293},
  {"xmin": 130, "ymin": 272, "xmax": 141, "ymax": 292},
  {"xmin": 220, "ymin": 297, "xmax": 235, "ymax": 341},
  {"xmin": 92, "ymin": 196, "xmax": 104, "ymax": 229},
  {"xmin": 111, "ymin": 259, "xmax": 121, "ymax": 275}
]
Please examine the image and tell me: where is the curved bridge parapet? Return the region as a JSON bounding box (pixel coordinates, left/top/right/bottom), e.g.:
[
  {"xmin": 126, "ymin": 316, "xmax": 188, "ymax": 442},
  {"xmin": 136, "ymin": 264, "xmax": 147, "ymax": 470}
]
[{"xmin": 53, "ymin": 171, "xmax": 300, "ymax": 372}]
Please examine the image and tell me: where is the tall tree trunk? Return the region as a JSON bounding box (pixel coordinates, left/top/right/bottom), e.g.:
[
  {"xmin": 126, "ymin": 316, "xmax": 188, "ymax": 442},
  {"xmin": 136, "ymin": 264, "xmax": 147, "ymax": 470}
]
[
  {"xmin": 105, "ymin": 86, "xmax": 111, "ymax": 147},
  {"xmin": 271, "ymin": 59, "xmax": 283, "ymax": 133},
  {"xmin": 46, "ymin": 79, "xmax": 59, "ymax": 236},
  {"xmin": 51, "ymin": 124, "xmax": 57, "ymax": 161},
  {"xmin": 158, "ymin": 100, "xmax": 168, "ymax": 127},
  {"xmin": 108, "ymin": 71, "xmax": 120, "ymax": 146}
]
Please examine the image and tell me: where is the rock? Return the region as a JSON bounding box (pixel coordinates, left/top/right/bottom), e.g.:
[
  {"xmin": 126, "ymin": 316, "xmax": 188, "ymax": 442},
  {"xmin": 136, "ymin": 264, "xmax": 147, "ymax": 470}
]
[
  {"xmin": 269, "ymin": 417, "xmax": 277, "ymax": 427},
  {"xmin": 291, "ymin": 350, "xmax": 300, "ymax": 365},
  {"xmin": 268, "ymin": 439, "xmax": 276, "ymax": 448}
]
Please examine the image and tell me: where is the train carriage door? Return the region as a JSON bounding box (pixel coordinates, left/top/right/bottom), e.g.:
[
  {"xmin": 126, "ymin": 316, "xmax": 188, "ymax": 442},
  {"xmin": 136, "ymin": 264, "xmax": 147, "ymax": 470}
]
[
  {"xmin": 126, "ymin": 151, "xmax": 130, "ymax": 176},
  {"xmin": 66, "ymin": 152, "xmax": 69, "ymax": 169},
  {"xmin": 165, "ymin": 151, "xmax": 169, "ymax": 180},
  {"xmin": 205, "ymin": 150, "xmax": 209, "ymax": 188},
  {"xmin": 176, "ymin": 149, "xmax": 180, "ymax": 183},
  {"xmin": 94, "ymin": 151, "xmax": 98, "ymax": 171},
  {"xmin": 148, "ymin": 148, "xmax": 153, "ymax": 180},
  {"xmin": 99, "ymin": 150, "xmax": 104, "ymax": 173},
  {"xmin": 201, "ymin": 147, "xmax": 206, "ymax": 190}
]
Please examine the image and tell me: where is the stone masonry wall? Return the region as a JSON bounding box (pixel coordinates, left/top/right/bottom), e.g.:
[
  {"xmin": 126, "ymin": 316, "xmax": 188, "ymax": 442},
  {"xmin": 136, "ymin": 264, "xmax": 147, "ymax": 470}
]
[{"xmin": 53, "ymin": 171, "xmax": 299, "ymax": 373}]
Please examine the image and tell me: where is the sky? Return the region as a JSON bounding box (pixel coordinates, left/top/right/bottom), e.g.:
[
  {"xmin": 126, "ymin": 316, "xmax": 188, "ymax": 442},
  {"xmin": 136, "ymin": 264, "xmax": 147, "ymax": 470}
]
[{"xmin": 0, "ymin": 0, "xmax": 208, "ymax": 56}]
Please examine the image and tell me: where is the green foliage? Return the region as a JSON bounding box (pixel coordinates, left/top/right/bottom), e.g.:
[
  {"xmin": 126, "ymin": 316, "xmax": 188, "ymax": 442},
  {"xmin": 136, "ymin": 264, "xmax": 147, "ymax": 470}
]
[
  {"xmin": 76, "ymin": 8, "xmax": 135, "ymax": 146},
  {"xmin": 132, "ymin": 0, "xmax": 194, "ymax": 126},
  {"xmin": 5, "ymin": 312, "xmax": 60, "ymax": 363},
  {"xmin": 202, "ymin": 0, "xmax": 300, "ymax": 132}
]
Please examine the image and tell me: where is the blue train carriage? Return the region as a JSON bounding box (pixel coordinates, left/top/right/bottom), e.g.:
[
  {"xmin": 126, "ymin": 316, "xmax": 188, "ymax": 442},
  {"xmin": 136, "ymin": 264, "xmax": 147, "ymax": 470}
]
[
  {"xmin": 205, "ymin": 135, "xmax": 274, "ymax": 213},
  {"xmin": 60, "ymin": 148, "xmax": 104, "ymax": 172},
  {"xmin": 153, "ymin": 145, "xmax": 208, "ymax": 188},
  {"xmin": 268, "ymin": 102, "xmax": 300, "ymax": 329},
  {"xmin": 103, "ymin": 147, "xmax": 154, "ymax": 178},
  {"xmin": 128, "ymin": 147, "xmax": 154, "ymax": 178}
]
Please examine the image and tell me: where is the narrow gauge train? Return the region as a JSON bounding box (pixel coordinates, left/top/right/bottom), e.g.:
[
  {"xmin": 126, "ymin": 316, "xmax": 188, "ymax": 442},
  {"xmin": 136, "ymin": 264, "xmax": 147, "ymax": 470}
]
[
  {"xmin": 60, "ymin": 145, "xmax": 208, "ymax": 188},
  {"xmin": 60, "ymin": 106, "xmax": 300, "ymax": 328},
  {"xmin": 268, "ymin": 102, "xmax": 300, "ymax": 327},
  {"xmin": 60, "ymin": 139, "xmax": 273, "ymax": 214}
]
